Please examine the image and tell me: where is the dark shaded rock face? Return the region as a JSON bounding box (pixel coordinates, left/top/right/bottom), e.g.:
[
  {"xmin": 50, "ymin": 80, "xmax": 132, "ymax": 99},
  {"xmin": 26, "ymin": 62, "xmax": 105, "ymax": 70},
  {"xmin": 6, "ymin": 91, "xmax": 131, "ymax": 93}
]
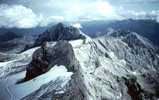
[
  {"xmin": 124, "ymin": 76, "xmax": 143, "ymax": 100},
  {"xmin": 25, "ymin": 40, "xmax": 77, "ymax": 81},
  {"xmin": 0, "ymin": 31, "xmax": 22, "ymax": 42},
  {"xmin": 0, "ymin": 32, "xmax": 25, "ymax": 53},
  {"xmin": 34, "ymin": 23, "xmax": 86, "ymax": 46},
  {"xmin": 123, "ymin": 72, "xmax": 159, "ymax": 100}
]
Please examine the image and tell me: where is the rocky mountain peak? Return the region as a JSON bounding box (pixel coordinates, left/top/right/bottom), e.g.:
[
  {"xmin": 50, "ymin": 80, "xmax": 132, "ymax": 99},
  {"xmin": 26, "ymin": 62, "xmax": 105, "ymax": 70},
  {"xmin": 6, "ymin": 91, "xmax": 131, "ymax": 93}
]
[
  {"xmin": 123, "ymin": 32, "xmax": 156, "ymax": 50},
  {"xmin": 106, "ymin": 30, "xmax": 157, "ymax": 51},
  {"xmin": 55, "ymin": 22, "xmax": 65, "ymax": 29},
  {"xmin": 34, "ymin": 23, "xmax": 86, "ymax": 46},
  {"xmin": 24, "ymin": 40, "xmax": 77, "ymax": 81},
  {"xmin": 106, "ymin": 29, "xmax": 131, "ymax": 38}
]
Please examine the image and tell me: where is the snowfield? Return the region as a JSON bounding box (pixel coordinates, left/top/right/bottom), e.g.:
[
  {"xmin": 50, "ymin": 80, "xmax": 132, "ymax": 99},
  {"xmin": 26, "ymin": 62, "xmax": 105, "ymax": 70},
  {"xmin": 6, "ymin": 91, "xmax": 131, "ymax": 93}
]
[
  {"xmin": 0, "ymin": 65, "xmax": 73, "ymax": 100},
  {"xmin": 0, "ymin": 46, "xmax": 73, "ymax": 100}
]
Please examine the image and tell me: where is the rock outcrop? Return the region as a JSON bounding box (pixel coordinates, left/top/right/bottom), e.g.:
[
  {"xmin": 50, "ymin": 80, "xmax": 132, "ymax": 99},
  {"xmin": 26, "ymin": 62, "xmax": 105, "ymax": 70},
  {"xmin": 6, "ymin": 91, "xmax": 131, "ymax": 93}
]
[{"xmin": 25, "ymin": 40, "xmax": 77, "ymax": 81}]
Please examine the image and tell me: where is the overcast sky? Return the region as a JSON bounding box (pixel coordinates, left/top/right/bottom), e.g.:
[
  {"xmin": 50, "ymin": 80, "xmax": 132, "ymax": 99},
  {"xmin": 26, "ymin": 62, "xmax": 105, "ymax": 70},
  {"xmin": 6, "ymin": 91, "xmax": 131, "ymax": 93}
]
[{"xmin": 0, "ymin": 0, "xmax": 159, "ymax": 28}]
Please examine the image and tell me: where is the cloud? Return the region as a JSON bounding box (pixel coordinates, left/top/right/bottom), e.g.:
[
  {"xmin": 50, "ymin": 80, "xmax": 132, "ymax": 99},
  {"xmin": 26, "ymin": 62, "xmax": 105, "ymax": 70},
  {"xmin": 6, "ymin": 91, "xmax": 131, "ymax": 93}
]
[
  {"xmin": 0, "ymin": 1, "xmax": 123, "ymax": 28},
  {"xmin": 108, "ymin": 0, "xmax": 159, "ymax": 3},
  {"xmin": 24, "ymin": 0, "xmax": 122, "ymax": 21},
  {"xmin": 0, "ymin": 4, "xmax": 42, "ymax": 28},
  {"xmin": 0, "ymin": 4, "xmax": 66, "ymax": 28},
  {"xmin": 39, "ymin": 16, "xmax": 64, "ymax": 27},
  {"xmin": 117, "ymin": 6, "xmax": 159, "ymax": 21},
  {"xmin": 1, "ymin": 1, "xmax": 158, "ymax": 28}
]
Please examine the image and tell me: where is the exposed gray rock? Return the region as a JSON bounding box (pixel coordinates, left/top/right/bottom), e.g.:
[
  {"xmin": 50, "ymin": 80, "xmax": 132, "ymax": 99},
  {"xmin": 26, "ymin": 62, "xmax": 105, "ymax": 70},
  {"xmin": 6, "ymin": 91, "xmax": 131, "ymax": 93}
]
[{"xmin": 25, "ymin": 40, "xmax": 77, "ymax": 81}]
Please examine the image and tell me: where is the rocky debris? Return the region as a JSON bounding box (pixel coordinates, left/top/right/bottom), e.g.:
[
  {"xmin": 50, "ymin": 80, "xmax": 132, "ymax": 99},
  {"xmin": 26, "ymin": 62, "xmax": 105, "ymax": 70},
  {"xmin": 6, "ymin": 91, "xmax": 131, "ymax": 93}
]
[
  {"xmin": 24, "ymin": 40, "xmax": 77, "ymax": 81},
  {"xmin": 34, "ymin": 23, "xmax": 86, "ymax": 46}
]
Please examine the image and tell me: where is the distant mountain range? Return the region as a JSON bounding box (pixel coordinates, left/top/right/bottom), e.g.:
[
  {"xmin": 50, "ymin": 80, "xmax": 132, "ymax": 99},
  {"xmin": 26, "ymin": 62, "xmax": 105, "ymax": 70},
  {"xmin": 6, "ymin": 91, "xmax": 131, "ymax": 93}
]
[
  {"xmin": 81, "ymin": 19, "xmax": 159, "ymax": 46},
  {"xmin": 0, "ymin": 19, "xmax": 158, "ymax": 52}
]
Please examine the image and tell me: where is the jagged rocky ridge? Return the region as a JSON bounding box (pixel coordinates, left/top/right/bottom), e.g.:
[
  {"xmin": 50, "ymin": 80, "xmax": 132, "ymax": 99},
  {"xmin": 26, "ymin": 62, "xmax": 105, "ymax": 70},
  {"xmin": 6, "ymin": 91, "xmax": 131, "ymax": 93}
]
[{"xmin": 0, "ymin": 24, "xmax": 159, "ymax": 100}]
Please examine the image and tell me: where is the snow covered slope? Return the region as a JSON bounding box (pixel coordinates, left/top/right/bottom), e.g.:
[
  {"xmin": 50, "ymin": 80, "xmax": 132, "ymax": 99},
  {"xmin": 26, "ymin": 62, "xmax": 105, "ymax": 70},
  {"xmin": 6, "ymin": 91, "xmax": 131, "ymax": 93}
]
[{"xmin": 0, "ymin": 46, "xmax": 73, "ymax": 100}]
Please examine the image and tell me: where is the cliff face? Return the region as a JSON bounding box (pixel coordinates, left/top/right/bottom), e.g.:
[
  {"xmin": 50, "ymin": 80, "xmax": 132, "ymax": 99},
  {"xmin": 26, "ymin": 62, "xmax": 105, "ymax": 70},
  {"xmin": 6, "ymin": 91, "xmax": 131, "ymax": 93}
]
[{"xmin": 24, "ymin": 40, "xmax": 77, "ymax": 81}]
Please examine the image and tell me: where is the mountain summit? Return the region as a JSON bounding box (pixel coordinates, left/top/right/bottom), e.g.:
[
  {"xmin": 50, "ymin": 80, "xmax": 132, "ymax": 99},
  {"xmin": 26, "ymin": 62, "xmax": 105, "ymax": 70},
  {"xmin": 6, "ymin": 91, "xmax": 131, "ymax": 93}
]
[{"xmin": 34, "ymin": 23, "xmax": 86, "ymax": 46}]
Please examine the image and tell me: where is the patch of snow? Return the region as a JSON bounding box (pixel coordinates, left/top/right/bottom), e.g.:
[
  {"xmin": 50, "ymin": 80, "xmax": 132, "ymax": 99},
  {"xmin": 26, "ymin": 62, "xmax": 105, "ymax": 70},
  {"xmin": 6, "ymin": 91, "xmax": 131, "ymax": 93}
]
[
  {"xmin": 71, "ymin": 23, "xmax": 82, "ymax": 29},
  {"xmin": 0, "ymin": 65, "xmax": 73, "ymax": 100},
  {"xmin": 20, "ymin": 47, "xmax": 39, "ymax": 56},
  {"xmin": 70, "ymin": 39, "xmax": 84, "ymax": 48},
  {"xmin": 132, "ymin": 71, "xmax": 137, "ymax": 75},
  {"xmin": 108, "ymin": 51, "xmax": 117, "ymax": 60}
]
